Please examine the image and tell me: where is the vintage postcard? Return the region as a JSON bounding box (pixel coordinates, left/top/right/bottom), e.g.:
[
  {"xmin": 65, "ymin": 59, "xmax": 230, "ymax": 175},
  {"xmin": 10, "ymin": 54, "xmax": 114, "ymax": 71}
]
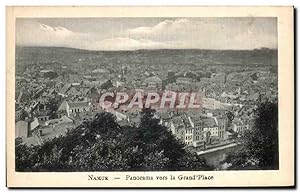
[{"xmin": 6, "ymin": 6, "xmax": 294, "ymax": 187}]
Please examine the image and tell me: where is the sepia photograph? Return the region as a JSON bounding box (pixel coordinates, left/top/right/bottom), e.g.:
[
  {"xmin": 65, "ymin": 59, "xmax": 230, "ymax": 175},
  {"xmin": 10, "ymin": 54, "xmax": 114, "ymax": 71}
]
[{"xmin": 6, "ymin": 6, "xmax": 294, "ymax": 187}]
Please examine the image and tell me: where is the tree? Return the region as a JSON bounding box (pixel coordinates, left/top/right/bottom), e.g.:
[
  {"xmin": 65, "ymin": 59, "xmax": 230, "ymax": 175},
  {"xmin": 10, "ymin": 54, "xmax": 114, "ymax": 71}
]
[
  {"xmin": 15, "ymin": 144, "xmax": 40, "ymax": 171},
  {"xmin": 16, "ymin": 111, "xmax": 212, "ymax": 171},
  {"xmin": 46, "ymin": 97, "xmax": 61, "ymax": 119},
  {"xmin": 221, "ymin": 102, "xmax": 278, "ymax": 170},
  {"xmin": 226, "ymin": 111, "xmax": 234, "ymax": 127}
]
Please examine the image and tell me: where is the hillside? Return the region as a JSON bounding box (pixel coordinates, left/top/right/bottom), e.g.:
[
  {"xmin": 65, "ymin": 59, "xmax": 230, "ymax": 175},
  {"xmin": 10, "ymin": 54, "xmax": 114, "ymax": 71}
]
[{"xmin": 15, "ymin": 46, "xmax": 277, "ymax": 75}]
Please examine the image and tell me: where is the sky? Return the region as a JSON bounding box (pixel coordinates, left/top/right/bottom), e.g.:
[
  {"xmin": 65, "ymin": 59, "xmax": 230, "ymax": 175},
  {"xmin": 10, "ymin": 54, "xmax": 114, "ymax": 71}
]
[{"xmin": 16, "ymin": 17, "xmax": 277, "ymax": 50}]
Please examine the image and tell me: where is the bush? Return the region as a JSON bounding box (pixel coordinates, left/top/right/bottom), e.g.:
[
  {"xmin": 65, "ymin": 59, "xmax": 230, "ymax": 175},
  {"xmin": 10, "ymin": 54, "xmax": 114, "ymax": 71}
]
[{"xmin": 16, "ymin": 111, "xmax": 212, "ymax": 171}]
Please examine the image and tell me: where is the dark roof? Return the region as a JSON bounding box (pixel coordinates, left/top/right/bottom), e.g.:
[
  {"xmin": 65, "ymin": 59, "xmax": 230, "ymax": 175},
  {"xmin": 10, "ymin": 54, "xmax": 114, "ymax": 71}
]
[
  {"xmin": 159, "ymin": 112, "xmax": 171, "ymax": 120},
  {"xmin": 171, "ymin": 116, "xmax": 184, "ymax": 126},
  {"xmin": 202, "ymin": 117, "xmax": 217, "ymax": 128},
  {"xmin": 190, "ymin": 115, "xmax": 203, "ymax": 124}
]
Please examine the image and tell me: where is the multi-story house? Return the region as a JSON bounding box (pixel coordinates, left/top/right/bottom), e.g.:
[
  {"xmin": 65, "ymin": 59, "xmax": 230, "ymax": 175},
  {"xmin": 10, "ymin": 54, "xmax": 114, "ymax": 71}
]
[{"xmin": 58, "ymin": 100, "xmax": 91, "ymax": 117}]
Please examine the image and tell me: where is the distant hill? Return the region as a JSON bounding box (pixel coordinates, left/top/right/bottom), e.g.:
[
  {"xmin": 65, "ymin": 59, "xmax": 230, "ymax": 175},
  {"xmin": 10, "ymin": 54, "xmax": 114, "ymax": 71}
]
[{"xmin": 15, "ymin": 46, "xmax": 277, "ymax": 73}]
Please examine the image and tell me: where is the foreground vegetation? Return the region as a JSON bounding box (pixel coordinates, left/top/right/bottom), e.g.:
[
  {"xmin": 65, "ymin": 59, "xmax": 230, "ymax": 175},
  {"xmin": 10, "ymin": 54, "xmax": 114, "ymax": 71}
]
[
  {"xmin": 16, "ymin": 109, "xmax": 212, "ymax": 171},
  {"xmin": 221, "ymin": 102, "xmax": 279, "ymax": 170}
]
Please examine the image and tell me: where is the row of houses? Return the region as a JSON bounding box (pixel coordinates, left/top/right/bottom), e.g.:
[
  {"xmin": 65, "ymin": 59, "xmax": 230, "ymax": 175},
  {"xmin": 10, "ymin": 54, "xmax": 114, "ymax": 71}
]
[
  {"xmin": 157, "ymin": 111, "xmax": 251, "ymax": 151},
  {"xmin": 167, "ymin": 114, "xmax": 227, "ymax": 150}
]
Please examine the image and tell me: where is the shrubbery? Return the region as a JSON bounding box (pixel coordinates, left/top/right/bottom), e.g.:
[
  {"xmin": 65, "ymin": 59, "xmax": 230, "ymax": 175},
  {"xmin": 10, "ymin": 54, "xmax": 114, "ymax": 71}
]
[{"xmin": 16, "ymin": 109, "xmax": 212, "ymax": 171}]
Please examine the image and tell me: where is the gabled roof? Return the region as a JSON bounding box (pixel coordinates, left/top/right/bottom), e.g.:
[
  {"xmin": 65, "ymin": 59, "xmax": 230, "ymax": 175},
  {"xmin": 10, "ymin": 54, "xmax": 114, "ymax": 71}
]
[
  {"xmin": 144, "ymin": 76, "xmax": 162, "ymax": 83},
  {"xmin": 171, "ymin": 116, "xmax": 184, "ymax": 126},
  {"xmin": 59, "ymin": 83, "xmax": 72, "ymax": 94},
  {"xmin": 66, "ymin": 87, "xmax": 81, "ymax": 95},
  {"xmin": 69, "ymin": 101, "xmax": 90, "ymax": 108},
  {"xmin": 190, "ymin": 115, "xmax": 203, "ymax": 125},
  {"xmin": 92, "ymin": 69, "xmax": 109, "ymax": 74},
  {"xmin": 180, "ymin": 114, "xmax": 192, "ymax": 127},
  {"xmin": 60, "ymin": 115, "xmax": 73, "ymax": 123},
  {"xmin": 30, "ymin": 118, "xmax": 40, "ymax": 130}
]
